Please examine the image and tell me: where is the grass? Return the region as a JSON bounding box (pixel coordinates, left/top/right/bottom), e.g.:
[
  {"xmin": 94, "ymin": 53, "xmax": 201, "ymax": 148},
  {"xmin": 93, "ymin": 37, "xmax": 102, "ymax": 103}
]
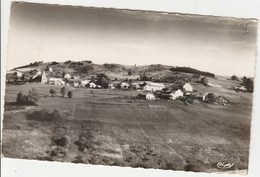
[{"xmin": 2, "ymin": 79, "xmax": 253, "ymax": 173}]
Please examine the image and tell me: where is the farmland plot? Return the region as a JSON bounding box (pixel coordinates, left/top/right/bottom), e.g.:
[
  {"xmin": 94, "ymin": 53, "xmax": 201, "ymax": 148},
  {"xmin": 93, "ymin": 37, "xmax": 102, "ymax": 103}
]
[{"xmin": 2, "ymin": 83, "xmax": 252, "ymax": 173}]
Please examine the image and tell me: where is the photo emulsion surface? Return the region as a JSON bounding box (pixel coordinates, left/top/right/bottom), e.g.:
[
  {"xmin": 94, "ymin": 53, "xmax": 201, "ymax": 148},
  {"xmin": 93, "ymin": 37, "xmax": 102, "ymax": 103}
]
[{"xmin": 2, "ymin": 2, "xmax": 258, "ymax": 174}]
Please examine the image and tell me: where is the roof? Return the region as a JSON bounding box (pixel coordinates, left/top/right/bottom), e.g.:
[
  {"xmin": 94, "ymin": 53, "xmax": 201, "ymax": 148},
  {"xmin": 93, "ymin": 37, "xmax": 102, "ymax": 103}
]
[
  {"xmin": 145, "ymin": 82, "xmax": 165, "ymax": 87},
  {"xmin": 49, "ymin": 78, "xmax": 63, "ymax": 81}
]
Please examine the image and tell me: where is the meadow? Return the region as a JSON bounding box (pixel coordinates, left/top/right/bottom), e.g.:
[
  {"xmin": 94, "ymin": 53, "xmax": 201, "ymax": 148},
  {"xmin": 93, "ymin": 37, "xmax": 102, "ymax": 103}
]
[{"xmin": 2, "ymin": 77, "xmax": 253, "ymax": 173}]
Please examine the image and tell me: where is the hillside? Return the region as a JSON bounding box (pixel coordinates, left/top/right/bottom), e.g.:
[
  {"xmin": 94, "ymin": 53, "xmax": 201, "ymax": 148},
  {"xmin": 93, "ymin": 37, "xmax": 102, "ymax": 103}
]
[{"xmin": 11, "ymin": 61, "xmax": 214, "ymax": 81}]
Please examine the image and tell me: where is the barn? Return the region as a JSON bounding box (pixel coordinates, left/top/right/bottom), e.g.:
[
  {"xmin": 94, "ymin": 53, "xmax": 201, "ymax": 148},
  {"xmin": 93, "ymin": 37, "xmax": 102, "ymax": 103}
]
[{"xmin": 143, "ymin": 82, "xmax": 165, "ymax": 91}]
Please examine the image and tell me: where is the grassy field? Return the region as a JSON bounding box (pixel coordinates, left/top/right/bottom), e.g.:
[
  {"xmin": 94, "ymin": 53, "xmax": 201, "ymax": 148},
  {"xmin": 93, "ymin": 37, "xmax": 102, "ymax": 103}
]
[{"xmin": 2, "ymin": 77, "xmax": 253, "ymax": 173}]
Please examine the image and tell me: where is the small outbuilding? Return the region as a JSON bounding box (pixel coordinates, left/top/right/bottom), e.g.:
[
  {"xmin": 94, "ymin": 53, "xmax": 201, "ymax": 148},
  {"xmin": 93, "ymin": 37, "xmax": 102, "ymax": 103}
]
[
  {"xmin": 64, "ymin": 74, "xmax": 72, "ymax": 79},
  {"xmin": 143, "ymin": 82, "xmax": 165, "ymax": 91},
  {"xmin": 183, "ymin": 83, "xmax": 193, "ymax": 92},
  {"xmin": 146, "ymin": 93, "xmax": 156, "ymax": 100},
  {"xmin": 170, "ymin": 89, "xmax": 184, "ymax": 100},
  {"xmin": 49, "ymin": 78, "xmax": 65, "ymax": 85}
]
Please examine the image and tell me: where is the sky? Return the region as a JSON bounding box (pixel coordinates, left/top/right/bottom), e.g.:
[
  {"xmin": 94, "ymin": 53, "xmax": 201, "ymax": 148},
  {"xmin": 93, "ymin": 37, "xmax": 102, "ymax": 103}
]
[{"xmin": 6, "ymin": 2, "xmax": 258, "ymax": 76}]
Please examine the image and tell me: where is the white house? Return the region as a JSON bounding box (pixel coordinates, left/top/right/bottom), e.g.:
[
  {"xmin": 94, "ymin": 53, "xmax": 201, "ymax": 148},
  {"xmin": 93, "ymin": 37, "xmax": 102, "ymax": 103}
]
[
  {"xmin": 49, "ymin": 78, "xmax": 65, "ymax": 85},
  {"xmin": 89, "ymin": 82, "xmax": 96, "ymax": 88},
  {"xmin": 143, "ymin": 82, "xmax": 165, "ymax": 91},
  {"xmin": 13, "ymin": 70, "xmax": 23, "ymax": 78},
  {"xmin": 108, "ymin": 83, "xmax": 116, "ymax": 89},
  {"xmin": 183, "ymin": 83, "xmax": 193, "ymax": 92},
  {"xmin": 235, "ymin": 85, "xmax": 247, "ymax": 91},
  {"xmin": 121, "ymin": 82, "xmax": 130, "ymax": 89},
  {"xmin": 73, "ymin": 83, "xmax": 80, "ymax": 87},
  {"xmin": 80, "ymin": 80, "xmax": 90, "ymax": 87},
  {"xmin": 146, "ymin": 93, "xmax": 156, "ymax": 100},
  {"xmin": 64, "ymin": 74, "xmax": 72, "ymax": 79},
  {"xmin": 170, "ymin": 89, "xmax": 184, "ymax": 100}
]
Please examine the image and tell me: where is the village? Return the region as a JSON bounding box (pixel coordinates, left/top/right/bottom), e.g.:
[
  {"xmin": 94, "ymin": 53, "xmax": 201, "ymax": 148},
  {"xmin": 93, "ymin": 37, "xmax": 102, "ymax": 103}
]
[
  {"xmin": 2, "ymin": 61, "xmax": 254, "ymax": 172},
  {"xmin": 6, "ymin": 63, "xmax": 241, "ymax": 105}
]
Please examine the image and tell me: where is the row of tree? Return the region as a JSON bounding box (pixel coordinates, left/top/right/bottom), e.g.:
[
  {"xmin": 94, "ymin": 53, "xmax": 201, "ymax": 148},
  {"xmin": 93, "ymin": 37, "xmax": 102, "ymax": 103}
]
[{"xmin": 170, "ymin": 67, "xmax": 215, "ymax": 78}]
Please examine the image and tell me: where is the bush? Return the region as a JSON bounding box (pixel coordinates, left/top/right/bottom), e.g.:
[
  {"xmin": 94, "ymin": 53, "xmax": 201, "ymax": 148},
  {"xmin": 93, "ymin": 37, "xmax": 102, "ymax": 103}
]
[
  {"xmin": 16, "ymin": 88, "xmax": 39, "ymax": 105},
  {"xmin": 50, "ymin": 89, "xmax": 56, "ymax": 97},
  {"xmin": 27, "ymin": 88, "xmax": 40, "ymax": 104},
  {"xmin": 68, "ymin": 91, "xmax": 73, "ymax": 98},
  {"xmin": 16, "ymin": 92, "xmax": 28, "ymax": 104},
  {"xmin": 231, "ymin": 75, "xmax": 239, "ymax": 81},
  {"xmin": 60, "ymin": 86, "xmax": 66, "ymax": 97},
  {"xmin": 207, "ymin": 93, "xmax": 215, "ymax": 103},
  {"xmin": 245, "ymin": 78, "xmax": 254, "ymax": 92}
]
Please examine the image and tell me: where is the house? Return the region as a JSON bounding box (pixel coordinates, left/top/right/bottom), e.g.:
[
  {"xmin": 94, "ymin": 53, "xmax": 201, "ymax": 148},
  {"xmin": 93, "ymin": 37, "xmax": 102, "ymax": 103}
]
[
  {"xmin": 143, "ymin": 82, "xmax": 165, "ymax": 91},
  {"xmin": 89, "ymin": 82, "xmax": 96, "ymax": 88},
  {"xmin": 80, "ymin": 80, "xmax": 90, "ymax": 87},
  {"xmin": 12, "ymin": 70, "xmax": 23, "ymax": 78},
  {"xmin": 49, "ymin": 78, "xmax": 65, "ymax": 85},
  {"xmin": 215, "ymin": 96, "xmax": 229, "ymax": 105},
  {"xmin": 235, "ymin": 86, "xmax": 247, "ymax": 92},
  {"xmin": 183, "ymin": 83, "xmax": 193, "ymax": 92},
  {"xmin": 108, "ymin": 83, "xmax": 116, "ymax": 89},
  {"xmin": 170, "ymin": 89, "xmax": 184, "ymax": 100},
  {"xmin": 121, "ymin": 82, "xmax": 130, "ymax": 89},
  {"xmin": 73, "ymin": 83, "xmax": 80, "ymax": 87},
  {"xmin": 146, "ymin": 93, "xmax": 156, "ymax": 100},
  {"xmin": 64, "ymin": 74, "xmax": 72, "ymax": 79},
  {"xmin": 73, "ymin": 76, "xmax": 80, "ymax": 80}
]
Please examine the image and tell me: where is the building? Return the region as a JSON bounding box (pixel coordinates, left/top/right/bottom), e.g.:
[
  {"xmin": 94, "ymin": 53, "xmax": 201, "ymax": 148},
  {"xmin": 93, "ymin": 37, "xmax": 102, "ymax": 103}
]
[
  {"xmin": 183, "ymin": 83, "xmax": 193, "ymax": 92},
  {"xmin": 49, "ymin": 78, "xmax": 65, "ymax": 85},
  {"xmin": 121, "ymin": 82, "xmax": 130, "ymax": 89},
  {"xmin": 89, "ymin": 82, "xmax": 96, "ymax": 88},
  {"xmin": 73, "ymin": 76, "xmax": 80, "ymax": 80},
  {"xmin": 170, "ymin": 89, "xmax": 184, "ymax": 100},
  {"xmin": 13, "ymin": 70, "xmax": 23, "ymax": 78},
  {"xmin": 41, "ymin": 70, "xmax": 48, "ymax": 84},
  {"xmin": 215, "ymin": 96, "xmax": 229, "ymax": 105},
  {"xmin": 143, "ymin": 82, "xmax": 165, "ymax": 91},
  {"xmin": 64, "ymin": 74, "xmax": 72, "ymax": 79},
  {"xmin": 80, "ymin": 80, "xmax": 90, "ymax": 87},
  {"xmin": 146, "ymin": 93, "xmax": 156, "ymax": 100},
  {"xmin": 108, "ymin": 83, "xmax": 116, "ymax": 89}
]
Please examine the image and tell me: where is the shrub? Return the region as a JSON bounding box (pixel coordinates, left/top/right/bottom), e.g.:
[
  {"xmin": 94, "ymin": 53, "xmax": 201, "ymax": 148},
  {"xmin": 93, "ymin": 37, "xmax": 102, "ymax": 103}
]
[
  {"xmin": 16, "ymin": 88, "xmax": 39, "ymax": 105},
  {"xmin": 207, "ymin": 93, "xmax": 216, "ymax": 103},
  {"xmin": 68, "ymin": 91, "xmax": 73, "ymax": 98},
  {"xmin": 231, "ymin": 75, "xmax": 239, "ymax": 81},
  {"xmin": 16, "ymin": 92, "xmax": 28, "ymax": 104},
  {"xmin": 60, "ymin": 86, "xmax": 66, "ymax": 97},
  {"xmin": 27, "ymin": 88, "xmax": 40, "ymax": 104},
  {"xmin": 50, "ymin": 89, "xmax": 56, "ymax": 97},
  {"xmin": 245, "ymin": 78, "xmax": 254, "ymax": 92}
]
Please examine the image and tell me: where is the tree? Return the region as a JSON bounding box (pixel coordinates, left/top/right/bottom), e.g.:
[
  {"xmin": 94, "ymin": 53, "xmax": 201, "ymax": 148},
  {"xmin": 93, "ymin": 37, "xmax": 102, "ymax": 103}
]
[
  {"xmin": 16, "ymin": 92, "xmax": 28, "ymax": 105},
  {"xmin": 27, "ymin": 88, "xmax": 40, "ymax": 104},
  {"xmin": 245, "ymin": 78, "xmax": 254, "ymax": 92},
  {"xmin": 128, "ymin": 69, "xmax": 132, "ymax": 76},
  {"xmin": 231, "ymin": 75, "xmax": 239, "ymax": 81},
  {"xmin": 201, "ymin": 77, "xmax": 209, "ymax": 86},
  {"xmin": 207, "ymin": 93, "xmax": 216, "ymax": 103},
  {"xmin": 60, "ymin": 86, "xmax": 66, "ymax": 97},
  {"xmin": 16, "ymin": 88, "xmax": 39, "ymax": 105},
  {"xmin": 96, "ymin": 73, "xmax": 109, "ymax": 88},
  {"xmin": 50, "ymin": 89, "xmax": 56, "ymax": 97},
  {"xmin": 68, "ymin": 91, "xmax": 73, "ymax": 98}
]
